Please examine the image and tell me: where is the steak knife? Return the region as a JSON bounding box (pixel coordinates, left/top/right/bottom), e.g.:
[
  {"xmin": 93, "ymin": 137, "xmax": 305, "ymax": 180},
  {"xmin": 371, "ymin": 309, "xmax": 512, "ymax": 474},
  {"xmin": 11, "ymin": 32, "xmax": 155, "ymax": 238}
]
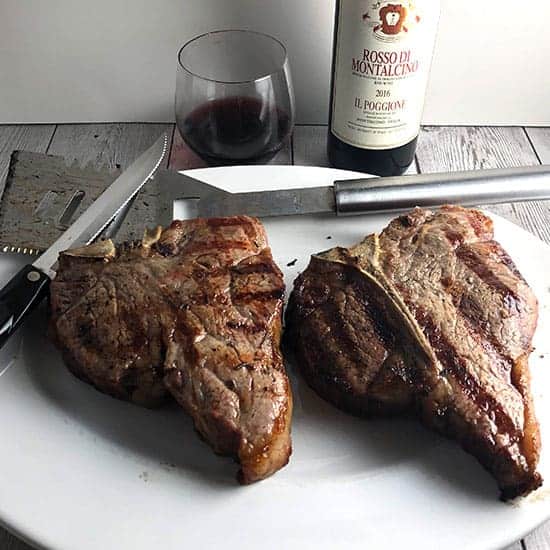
[
  {"xmin": 0, "ymin": 133, "xmax": 168, "ymax": 350},
  {"xmin": 156, "ymin": 165, "xmax": 550, "ymax": 221}
]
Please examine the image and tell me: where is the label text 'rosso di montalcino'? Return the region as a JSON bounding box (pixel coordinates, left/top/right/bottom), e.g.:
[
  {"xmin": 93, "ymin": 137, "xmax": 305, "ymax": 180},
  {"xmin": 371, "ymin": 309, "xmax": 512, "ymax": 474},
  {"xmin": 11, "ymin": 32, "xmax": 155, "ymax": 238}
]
[{"xmin": 352, "ymin": 49, "xmax": 420, "ymax": 77}]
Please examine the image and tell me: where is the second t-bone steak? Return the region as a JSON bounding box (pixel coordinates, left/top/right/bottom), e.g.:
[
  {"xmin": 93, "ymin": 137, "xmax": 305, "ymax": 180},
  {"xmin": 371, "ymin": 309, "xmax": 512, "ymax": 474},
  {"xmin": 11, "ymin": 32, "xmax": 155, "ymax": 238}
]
[
  {"xmin": 285, "ymin": 206, "xmax": 541, "ymax": 500},
  {"xmin": 49, "ymin": 216, "xmax": 292, "ymax": 483}
]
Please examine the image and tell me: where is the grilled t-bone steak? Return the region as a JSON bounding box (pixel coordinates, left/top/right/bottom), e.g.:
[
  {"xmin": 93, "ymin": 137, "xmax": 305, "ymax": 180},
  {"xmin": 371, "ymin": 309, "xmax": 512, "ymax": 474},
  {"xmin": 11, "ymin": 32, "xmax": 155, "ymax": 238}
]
[
  {"xmin": 50, "ymin": 216, "xmax": 292, "ymax": 483},
  {"xmin": 286, "ymin": 206, "xmax": 541, "ymax": 499}
]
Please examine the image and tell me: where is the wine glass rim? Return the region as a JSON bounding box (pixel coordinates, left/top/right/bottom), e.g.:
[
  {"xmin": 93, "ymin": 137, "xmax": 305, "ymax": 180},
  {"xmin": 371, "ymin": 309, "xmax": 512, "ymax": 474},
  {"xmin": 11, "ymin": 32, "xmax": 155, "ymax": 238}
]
[{"xmin": 177, "ymin": 29, "xmax": 289, "ymax": 84}]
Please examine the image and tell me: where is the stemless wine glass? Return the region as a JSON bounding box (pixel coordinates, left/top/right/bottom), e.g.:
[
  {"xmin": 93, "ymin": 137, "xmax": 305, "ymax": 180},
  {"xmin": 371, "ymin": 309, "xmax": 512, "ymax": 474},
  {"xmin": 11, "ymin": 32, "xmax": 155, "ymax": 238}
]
[{"xmin": 176, "ymin": 30, "xmax": 295, "ymax": 166}]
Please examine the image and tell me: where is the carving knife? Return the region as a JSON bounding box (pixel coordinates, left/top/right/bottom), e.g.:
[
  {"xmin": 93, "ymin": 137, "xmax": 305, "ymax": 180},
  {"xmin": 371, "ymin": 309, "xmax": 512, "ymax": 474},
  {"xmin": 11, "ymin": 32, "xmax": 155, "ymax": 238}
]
[
  {"xmin": 0, "ymin": 133, "xmax": 168, "ymax": 350},
  {"xmin": 156, "ymin": 165, "xmax": 550, "ymax": 221}
]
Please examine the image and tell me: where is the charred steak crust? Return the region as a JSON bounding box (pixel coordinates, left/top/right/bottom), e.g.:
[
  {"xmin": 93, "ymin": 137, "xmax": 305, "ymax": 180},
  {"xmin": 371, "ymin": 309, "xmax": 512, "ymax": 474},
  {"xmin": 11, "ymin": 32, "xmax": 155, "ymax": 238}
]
[
  {"xmin": 285, "ymin": 206, "xmax": 541, "ymax": 500},
  {"xmin": 50, "ymin": 216, "xmax": 292, "ymax": 483}
]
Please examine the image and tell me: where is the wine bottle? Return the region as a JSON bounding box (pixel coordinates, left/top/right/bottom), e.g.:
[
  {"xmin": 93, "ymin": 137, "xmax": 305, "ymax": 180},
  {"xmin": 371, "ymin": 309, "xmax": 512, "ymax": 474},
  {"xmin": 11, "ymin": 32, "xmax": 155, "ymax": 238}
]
[{"xmin": 327, "ymin": 1, "xmax": 441, "ymax": 176}]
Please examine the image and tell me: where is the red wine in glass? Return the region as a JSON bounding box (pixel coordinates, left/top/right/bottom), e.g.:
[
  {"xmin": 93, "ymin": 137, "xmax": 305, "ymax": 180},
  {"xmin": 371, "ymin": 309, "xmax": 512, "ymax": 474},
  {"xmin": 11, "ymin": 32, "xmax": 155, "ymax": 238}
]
[
  {"xmin": 176, "ymin": 30, "xmax": 295, "ymax": 167},
  {"xmin": 180, "ymin": 96, "xmax": 291, "ymax": 165}
]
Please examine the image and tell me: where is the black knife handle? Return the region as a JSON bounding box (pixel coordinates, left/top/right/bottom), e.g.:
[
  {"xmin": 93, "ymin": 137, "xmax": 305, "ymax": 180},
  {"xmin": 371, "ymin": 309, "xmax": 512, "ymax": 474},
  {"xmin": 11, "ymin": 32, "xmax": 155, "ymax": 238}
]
[{"xmin": 0, "ymin": 265, "xmax": 50, "ymax": 349}]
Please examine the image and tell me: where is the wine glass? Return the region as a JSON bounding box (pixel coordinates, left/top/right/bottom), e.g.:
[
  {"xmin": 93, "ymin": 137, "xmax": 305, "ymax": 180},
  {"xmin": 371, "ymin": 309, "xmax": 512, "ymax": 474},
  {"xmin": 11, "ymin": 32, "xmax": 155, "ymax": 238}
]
[{"xmin": 175, "ymin": 30, "xmax": 295, "ymax": 166}]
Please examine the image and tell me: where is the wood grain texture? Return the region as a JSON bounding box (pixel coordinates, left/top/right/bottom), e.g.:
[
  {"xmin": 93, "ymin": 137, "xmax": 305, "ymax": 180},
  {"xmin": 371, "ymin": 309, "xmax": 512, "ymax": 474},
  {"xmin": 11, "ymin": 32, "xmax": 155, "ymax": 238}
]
[
  {"xmin": 0, "ymin": 125, "xmax": 56, "ymax": 197},
  {"xmin": 168, "ymin": 127, "xmax": 291, "ymax": 171},
  {"xmin": 292, "ymin": 125, "xmax": 418, "ymax": 174},
  {"xmin": 525, "ymin": 524, "xmax": 550, "ymax": 550},
  {"xmin": 526, "ymin": 128, "xmax": 550, "ymax": 163},
  {"xmin": 47, "ymin": 123, "xmax": 173, "ymax": 169},
  {"xmin": 416, "ymin": 127, "xmax": 538, "ymax": 172},
  {"xmin": 416, "ymin": 126, "xmax": 550, "ymax": 242}
]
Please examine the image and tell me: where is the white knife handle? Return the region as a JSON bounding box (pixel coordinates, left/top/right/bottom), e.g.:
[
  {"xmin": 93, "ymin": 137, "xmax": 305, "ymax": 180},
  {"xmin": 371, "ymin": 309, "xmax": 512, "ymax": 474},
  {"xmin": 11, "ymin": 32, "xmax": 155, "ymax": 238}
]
[{"xmin": 334, "ymin": 166, "xmax": 550, "ymax": 215}]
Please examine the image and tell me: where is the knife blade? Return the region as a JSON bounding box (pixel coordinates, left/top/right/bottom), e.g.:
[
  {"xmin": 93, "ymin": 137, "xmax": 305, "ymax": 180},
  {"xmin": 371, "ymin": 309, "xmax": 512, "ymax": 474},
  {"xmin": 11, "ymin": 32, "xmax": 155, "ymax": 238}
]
[
  {"xmin": 156, "ymin": 165, "xmax": 550, "ymax": 220},
  {"xmin": 0, "ymin": 133, "xmax": 168, "ymax": 350}
]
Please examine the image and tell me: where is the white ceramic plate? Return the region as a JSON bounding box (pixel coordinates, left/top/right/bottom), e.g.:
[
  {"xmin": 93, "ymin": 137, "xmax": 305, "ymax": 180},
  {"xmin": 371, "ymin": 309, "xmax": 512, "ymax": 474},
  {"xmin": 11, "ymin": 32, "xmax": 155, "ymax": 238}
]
[{"xmin": 1, "ymin": 165, "xmax": 550, "ymax": 550}]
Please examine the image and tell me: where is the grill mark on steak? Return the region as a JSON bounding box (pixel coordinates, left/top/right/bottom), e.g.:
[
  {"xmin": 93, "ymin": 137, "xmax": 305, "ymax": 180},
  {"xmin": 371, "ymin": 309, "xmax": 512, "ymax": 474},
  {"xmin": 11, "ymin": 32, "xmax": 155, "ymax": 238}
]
[
  {"xmin": 292, "ymin": 307, "xmax": 376, "ymax": 411},
  {"xmin": 207, "ymin": 216, "xmax": 263, "ymax": 242},
  {"xmin": 226, "ymin": 319, "xmax": 266, "ymax": 334},
  {"xmin": 444, "ymin": 229, "xmax": 466, "ymax": 248},
  {"xmin": 182, "ymin": 239, "xmax": 254, "ymax": 255},
  {"xmin": 409, "ymin": 304, "xmax": 520, "ymax": 441},
  {"xmin": 440, "ymin": 277, "xmax": 514, "ymax": 372},
  {"xmin": 207, "ymin": 217, "xmax": 256, "ymax": 227},
  {"xmin": 322, "ymin": 298, "xmax": 375, "ymax": 369},
  {"xmin": 350, "ymin": 277, "xmax": 395, "ymax": 349},
  {"xmin": 456, "ymin": 296, "xmax": 512, "ymax": 376},
  {"xmin": 156, "ymin": 237, "xmax": 255, "ymax": 258},
  {"xmin": 233, "ymin": 261, "xmax": 279, "ymax": 275},
  {"xmin": 397, "ymin": 274, "xmax": 519, "ymax": 432},
  {"xmin": 231, "ymin": 288, "xmax": 285, "ymax": 302},
  {"xmin": 456, "ymin": 245, "xmax": 520, "ymax": 301}
]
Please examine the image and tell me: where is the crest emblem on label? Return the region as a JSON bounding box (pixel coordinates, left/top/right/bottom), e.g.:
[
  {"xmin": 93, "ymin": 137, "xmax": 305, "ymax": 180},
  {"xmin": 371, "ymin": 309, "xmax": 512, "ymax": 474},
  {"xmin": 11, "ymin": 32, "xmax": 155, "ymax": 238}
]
[{"xmin": 362, "ymin": 2, "xmax": 422, "ymax": 42}]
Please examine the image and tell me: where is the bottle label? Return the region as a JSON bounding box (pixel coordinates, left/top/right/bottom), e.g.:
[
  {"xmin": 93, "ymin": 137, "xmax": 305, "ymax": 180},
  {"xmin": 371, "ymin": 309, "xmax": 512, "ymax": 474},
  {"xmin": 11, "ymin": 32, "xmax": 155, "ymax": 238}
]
[{"xmin": 331, "ymin": 0, "xmax": 440, "ymax": 150}]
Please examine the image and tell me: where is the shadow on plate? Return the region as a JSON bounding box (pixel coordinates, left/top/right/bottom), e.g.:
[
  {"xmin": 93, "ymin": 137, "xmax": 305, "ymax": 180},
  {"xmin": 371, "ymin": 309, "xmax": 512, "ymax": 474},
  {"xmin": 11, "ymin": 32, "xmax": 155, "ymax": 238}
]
[{"xmin": 20, "ymin": 307, "xmax": 497, "ymax": 499}]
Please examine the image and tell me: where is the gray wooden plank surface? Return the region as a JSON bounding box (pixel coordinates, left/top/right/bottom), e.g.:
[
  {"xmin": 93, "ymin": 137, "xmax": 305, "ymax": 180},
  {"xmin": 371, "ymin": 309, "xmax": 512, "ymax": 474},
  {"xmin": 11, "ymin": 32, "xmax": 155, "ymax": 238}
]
[
  {"xmin": 416, "ymin": 126, "xmax": 538, "ymax": 172},
  {"xmin": 526, "ymin": 525, "xmax": 550, "ymax": 550},
  {"xmin": 168, "ymin": 127, "xmax": 291, "ymax": 171},
  {"xmin": 47, "ymin": 123, "xmax": 173, "ymax": 170},
  {"xmin": 526, "ymin": 128, "xmax": 550, "ymax": 163},
  {"xmin": 0, "ymin": 125, "xmax": 56, "ymax": 197}
]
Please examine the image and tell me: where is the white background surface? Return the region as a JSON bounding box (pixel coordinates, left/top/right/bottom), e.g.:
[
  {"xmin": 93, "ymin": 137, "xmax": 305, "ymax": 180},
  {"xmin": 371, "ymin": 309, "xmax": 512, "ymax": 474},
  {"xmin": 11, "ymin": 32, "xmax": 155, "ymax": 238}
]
[{"xmin": 0, "ymin": 0, "xmax": 549, "ymax": 125}]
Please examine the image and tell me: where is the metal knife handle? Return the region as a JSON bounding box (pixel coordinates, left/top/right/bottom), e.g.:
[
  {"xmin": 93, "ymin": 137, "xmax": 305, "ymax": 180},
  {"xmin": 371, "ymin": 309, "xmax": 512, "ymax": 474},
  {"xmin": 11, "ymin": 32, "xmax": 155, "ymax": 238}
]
[
  {"xmin": 334, "ymin": 165, "xmax": 550, "ymax": 215},
  {"xmin": 0, "ymin": 265, "xmax": 50, "ymax": 350}
]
